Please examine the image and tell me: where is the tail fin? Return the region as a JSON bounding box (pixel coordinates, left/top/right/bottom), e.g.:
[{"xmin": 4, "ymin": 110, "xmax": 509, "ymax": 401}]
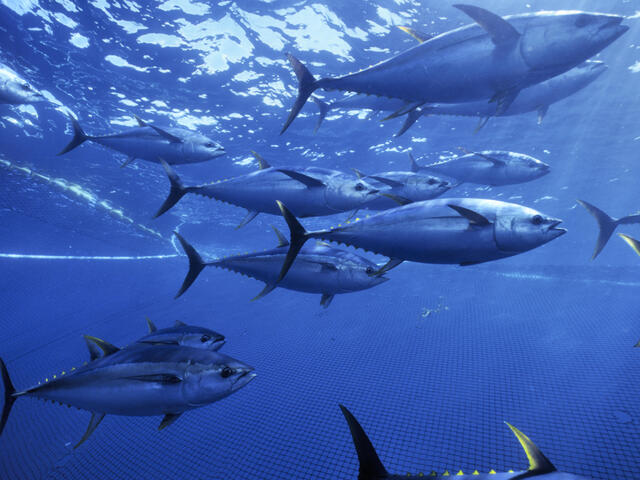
[
  {"xmin": 339, "ymin": 405, "xmax": 388, "ymax": 480},
  {"xmin": 577, "ymin": 200, "xmax": 618, "ymax": 260},
  {"xmin": 275, "ymin": 201, "xmax": 310, "ymax": 282},
  {"xmin": 155, "ymin": 159, "xmax": 188, "ymax": 218},
  {"xmin": 395, "ymin": 108, "xmax": 422, "ymax": 137},
  {"xmin": 280, "ymin": 54, "xmax": 318, "ymax": 134},
  {"xmin": 58, "ymin": 115, "xmax": 88, "ymax": 155},
  {"xmin": 173, "ymin": 232, "xmax": 206, "ymax": 299},
  {"xmin": 312, "ymin": 97, "xmax": 329, "ymax": 133},
  {"xmin": 0, "ymin": 358, "xmax": 17, "ymax": 436}
]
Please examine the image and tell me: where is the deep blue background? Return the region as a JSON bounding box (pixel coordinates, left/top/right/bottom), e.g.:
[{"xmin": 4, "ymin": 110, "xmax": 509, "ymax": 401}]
[{"xmin": 1, "ymin": 1, "xmax": 640, "ymax": 479}]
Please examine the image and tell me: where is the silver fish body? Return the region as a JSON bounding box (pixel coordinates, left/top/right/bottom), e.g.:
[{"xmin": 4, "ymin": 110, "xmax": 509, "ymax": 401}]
[
  {"xmin": 15, "ymin": 344, "xmax": 254, "ymax": 416},
  {"xmin": 420, "ymin": 150, "xmax": 549, "ymax": 186}
]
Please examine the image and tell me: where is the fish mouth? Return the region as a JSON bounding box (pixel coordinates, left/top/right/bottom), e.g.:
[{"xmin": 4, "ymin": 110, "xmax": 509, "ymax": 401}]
[
  {"xmin": 232, "ymin": 370, "xmax": 257, "ymax": 390},
  {"xmin": 212, "ymin": 339, "xmax": 226, "ymax": 351},
  {"xmin": 367, "ymin": 189, "xmax": 380, "ymax": 195},
  {"xmin": 599, "ymin": 17, "xmax": 628, "ymax": 41},
  {"xmin": 372, "ymin": 276, "xmax": 389, "ymax": 286},
  {"xmin": 547, "ymin": 220, "xmax": 567, "ymax": 238}
]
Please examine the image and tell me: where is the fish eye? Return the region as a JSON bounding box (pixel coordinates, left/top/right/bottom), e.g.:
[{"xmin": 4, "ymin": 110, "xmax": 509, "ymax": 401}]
[
  {"xmin": 365, "ymin": 267, "xmax": 374, "ymax": 275},
  {"xmin": 532, "ymin": 214, "xmax": 544, "ymax": 225},
  {"xmin": 200, "ymin": 334, "xmax": 211, "ymax": 343},
  {"xmin": 427, "ymin": 178, "xmax": 436, "ymax": 185},
  {"xmin": 574, "ymin": 14, "xmax": 592, "ymax": 27},
  {"xmin": 221, "ymin": 366, "xmax": 234, "ymax": 378},
  {"xmin": 205, "ymin": 142, "xmax": 215, "ymax": 148},
  {"xmin": 355, "ymin": 183, "xmax": 365, "ymax": 191},
  {"xmin": 21, "ymin": 84, "xmax": 31, "ymax": 91}
]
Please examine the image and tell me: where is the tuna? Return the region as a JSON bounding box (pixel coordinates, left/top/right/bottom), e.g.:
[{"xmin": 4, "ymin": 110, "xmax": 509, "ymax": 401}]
[
  {"xmin": 0, "ymin": 344, "xmax": 255, "ymax": 447},
  {"xmin": 355, "ymin": 154, "xmax": 451, "ymax": 211},
  {"xmin": 397, "ymin": 60, "xmax": 608, "ymax": 134},
  {"xmin": 173, "ymin": 229, "xmax": 388, "ymax": 308},
  {"xmin": 577, "ymin": 200, "xmax": 640, "ymax": 259},
  {"xmin": 339, "ymin": 404, "xmax": 592, "ymax": 479},
  {"xmin": 416, "ymin": 149, "xmax": 550, "ymax": 186},
  {"xmin": 281, "ymin": 4, "xmax": 627, "ymax": 133},
  {"xmin": 155, "ymin": 154, "xmax": 379, "ymax": 228},
  {"xmin": 0, "ymin": 67, "xmax": 45, "ymax": 105},
  {"xmin": 84, "ymin": 319, "xmax": 226, "ymax": 361},
  {"xmin": 275, "ymin": 198, "xmax": 566, "ymax": 281},
  {"xmin": 58, "ymin": 115, "xmax": 225, "ymax": 167}
]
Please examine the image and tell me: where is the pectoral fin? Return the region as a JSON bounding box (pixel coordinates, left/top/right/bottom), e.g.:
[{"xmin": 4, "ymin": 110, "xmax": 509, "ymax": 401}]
[
  {"xmin": 369, "ymin": 176, "xmax": 404, "ymax": 188},
  {"xmin": 320, "ymin": 294, "xmax": 334, "ymax": 308},
  {"xmin": 251, "ymin": 283, "xmax": 277, "ymax": 301},
  {"xmin": 149, "ymin": 125, "xmax": 182, "ymax": 143},
  {"xmin": 146, "ymin": 317, "xmax": 157, "ymax": 333},
  {"xmin": 448, "ymin": 204, "xmax": 491, "ymax": 226},
  {"xmin": 74, "ymin": 412, "xmax": 105, "ymax": 449},
  {"xmin": 472, "ymin": 151, "xmax": 506, "ymax": 167},
  {"xmin": 83, "ymin": 335, "xmax": 120, "ymax": 357},
  {"xmin": 381, "ymin": 193, "xmax": 412, "ymax": 206},
  {"xmin": 128, "ymin": 374, "xmax": 182, "ymax": 384},
  {"xmin": 159, "ymin": 413, "xmax": 182, "ymax": 431},
  {"xmin": 236, "ymin": 211, "xmax": 259, "ymax": 229},
  {"xmin": 453, "ymin": 4, "xmax": 520, "ymax": 47},
  {"xmin": 371, "ymin": 258, "xmax": 403, "ymax": 276},
  {"xmin": 277, "ymin": 169, "xmax": 325, "ymax": 188},
  {"xmin": 320, "ymin": 262, "xmax": 338, "ymax": 272},
  {"xmin": 251, "ymin": 150, "xmax": 271, "ymax": 170}
]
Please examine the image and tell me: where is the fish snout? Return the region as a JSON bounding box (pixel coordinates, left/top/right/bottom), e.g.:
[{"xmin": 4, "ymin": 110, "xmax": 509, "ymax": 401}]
[
  {"xmin": 372, "ymin": 275, "xmax": 390, "ymax": 286},
  {"xmin": 232, "ymin": 369, "xmax": 257, "ymax": 391},
  {"xmin": 368, "ymin": 188, "xmax": 380, "ymax": 195},
  {"xmin": 547, "ymin": 219, "xmax": 567, "ymax": 238}
]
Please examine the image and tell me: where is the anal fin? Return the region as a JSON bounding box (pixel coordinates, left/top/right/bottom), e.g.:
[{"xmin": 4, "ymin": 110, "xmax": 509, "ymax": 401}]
[
  {"xmin": 74, "ymin": 412, "xmax": 105, "ymax": 449},
  {"xmin": 146, "ymin": 317, "xmax": 157, "ymax": 333},
  {"xmin": 236, "ymin": 211, "xmax": 259, "ymax": 229},
  {"xmin": 159, "ymin": 413, "xmax": 182, "ymax": 431},
  {"xmin": 251, "ymin": 283, "xmax": 276, "ymax": 302},
  {"xmin": 490, "ymin": 89, "xmax": 519, "ymax": 116},
  {"xmin": 320, "ymin": 293, "xmax": 334, "ymax": 308}
]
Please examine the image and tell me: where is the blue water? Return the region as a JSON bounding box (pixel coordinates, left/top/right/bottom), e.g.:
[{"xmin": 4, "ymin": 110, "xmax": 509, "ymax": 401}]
[{"xmin": 1, "ymin": 1, "xmax": 640, "ymax": 479}]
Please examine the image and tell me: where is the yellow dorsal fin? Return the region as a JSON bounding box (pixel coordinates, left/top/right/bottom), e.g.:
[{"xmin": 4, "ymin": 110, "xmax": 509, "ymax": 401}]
[
  {"xmin": 251, "ymin": 150, "xmax": 271, "ymax": 170},
  {"xmin": 146, "ymin": 317, "xmax": 157, "ymax": 333},
  {"xmin": 505, "ymin": 423, "xmax": 557, "ymax": 473}
]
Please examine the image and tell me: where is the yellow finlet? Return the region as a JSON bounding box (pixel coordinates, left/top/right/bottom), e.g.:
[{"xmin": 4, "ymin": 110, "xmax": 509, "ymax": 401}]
[
  {"xmin": 456, "ymin": 470, "xmax": 464, "ymax": 475},
  {"xmin": 473, "ymin": 471, "xmax": 479, "ymax": 475},
  {"xmin": 489, "ymin": 469, "xmax": 496, "ymax": 474},
  {"xmin": 443, "ymin": 470, "xmax": 450, "ymax": 476}
]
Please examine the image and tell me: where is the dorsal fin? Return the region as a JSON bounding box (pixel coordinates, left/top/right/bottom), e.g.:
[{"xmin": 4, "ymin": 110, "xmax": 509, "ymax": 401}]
[
  {"xmin": 134, "ymin": 114, "xmax": 147, "ymax": 127},
  {"xmin": 83, "ymin": 335, "xmax": 120, "ymax": 357},
  {"xmin": 272, "ymin": 225, "xmax": 289, "ymax": 247},
  {"xmin": 149, "ymin": 124, "xmax": 182, "ymax": 143},
  {"xmin": 397, "ymin": 25, "xmax": 433, "ymax": 43},
  {"xmin": 453, "ymin": 4, "xmax": 520, "ymax": 46},
  {"xmin": 277, "ymin": 169, "xmax": 326, "ymax": 188},
  {"xmin": 146, "ymin": 317, "xmax": 157, "ymax": 333},
  {"xmin": 506, "ymin": 423, "xmax": 557, "ymax": 478},
  {"xmin": 174, "ymin": 320, "xmax": 187, "ymax": 327},
  {"xmin": 408, "ymin": 153, "xmax": 419, "ymax": 173},
  {"xmin": 448, "ymin": 204, "xmax": 491, "ymax": 226},
  {"xmin": 382, "ymin": 193, "xmax": 412, "ymax": 206},
  {"xmin": 84, "ymin": 336, "xmax": 103, "ymax": 361},
  {"xmin": 339, "ymin": 405, "xmax": 388, "ymax": 479},
  {"xmin": 251, "ymin": 151, "xmax": 271, "ymax": 170}
]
